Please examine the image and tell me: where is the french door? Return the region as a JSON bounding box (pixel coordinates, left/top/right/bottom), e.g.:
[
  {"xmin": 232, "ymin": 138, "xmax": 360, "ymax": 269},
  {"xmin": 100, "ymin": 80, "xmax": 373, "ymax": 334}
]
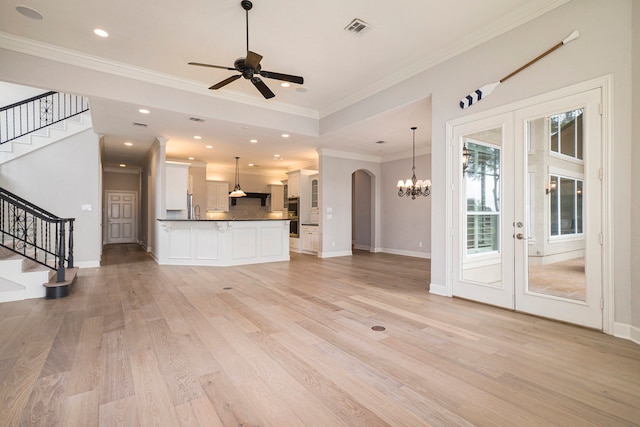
[{"xmin": 451, "ymin": 88, "xmax": 603, "ymax": 329}]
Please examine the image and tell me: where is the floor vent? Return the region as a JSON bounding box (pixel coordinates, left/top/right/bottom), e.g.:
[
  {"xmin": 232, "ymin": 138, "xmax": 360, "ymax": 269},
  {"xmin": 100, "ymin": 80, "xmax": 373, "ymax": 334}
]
[
  {"xmin": 189, "ymin": 117, "xmax": 205, "ymax": 122},
  {"xmin": 132, "ymin": 122, "xmax": 147, "ymax": 128}
]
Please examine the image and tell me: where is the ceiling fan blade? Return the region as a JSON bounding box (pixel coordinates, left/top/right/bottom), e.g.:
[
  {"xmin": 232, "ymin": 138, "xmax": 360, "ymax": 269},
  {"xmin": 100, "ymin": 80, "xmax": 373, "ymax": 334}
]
[
  {"xmin": 209, "ymin": 75, "xmax": 241, "ymax": 90},
  {"xmin": 188, "ymin": 62, "xmax": 235, "ymax": 71},
  {"xmin": 245, "ymin": 51, "xmax": 263, "ymax": 69},
  {"xmin": 259, "ymin": 70, "xmax": 304, "ymax": 85},
  {"xmin": 251, "ymin": 77, "xmax": 275, "ymax": 99}
]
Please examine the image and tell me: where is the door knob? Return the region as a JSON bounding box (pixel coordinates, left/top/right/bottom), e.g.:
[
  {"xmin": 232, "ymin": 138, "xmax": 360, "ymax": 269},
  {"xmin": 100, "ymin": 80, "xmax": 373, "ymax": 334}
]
[{"xmin": 516, "ymin": 233, "xmax": 525, "ymax": 240}]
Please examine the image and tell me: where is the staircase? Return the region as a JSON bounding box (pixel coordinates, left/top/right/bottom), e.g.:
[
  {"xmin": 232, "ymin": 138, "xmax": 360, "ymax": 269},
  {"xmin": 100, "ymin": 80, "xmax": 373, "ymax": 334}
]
[
  {"xmin": 0, "ymin": 112, "xmax": 92, "ymax": 164},
  {"xmin": 0, "ymin": 91, "xmax": 83, "ymax": 302}
]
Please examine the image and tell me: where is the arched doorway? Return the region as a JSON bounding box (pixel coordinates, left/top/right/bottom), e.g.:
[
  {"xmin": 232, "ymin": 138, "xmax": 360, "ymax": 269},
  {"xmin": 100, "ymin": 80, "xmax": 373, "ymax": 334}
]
[{"xmin": 352, "ymin": 169, "xmax": 375, "ymax": 252}]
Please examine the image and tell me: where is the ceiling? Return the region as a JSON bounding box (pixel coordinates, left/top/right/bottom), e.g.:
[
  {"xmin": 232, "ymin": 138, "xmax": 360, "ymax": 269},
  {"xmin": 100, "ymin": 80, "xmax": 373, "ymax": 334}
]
[{"xmin": 0, "ymin": 0, "xmax": 567, "ymax": 175}]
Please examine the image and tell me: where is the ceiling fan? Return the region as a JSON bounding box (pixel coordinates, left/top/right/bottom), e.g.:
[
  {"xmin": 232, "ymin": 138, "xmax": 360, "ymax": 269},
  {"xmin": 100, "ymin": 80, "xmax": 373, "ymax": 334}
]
[{"xmin": 188, "ymin": 0, "xmax": 304, "ymax": 99}]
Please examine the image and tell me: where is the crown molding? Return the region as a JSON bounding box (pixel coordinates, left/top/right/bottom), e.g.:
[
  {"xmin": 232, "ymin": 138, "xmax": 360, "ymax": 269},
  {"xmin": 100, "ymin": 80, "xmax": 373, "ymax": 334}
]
[
  {"xmin": 0, "ymin": 32, "xmax": 319, "ymax": 120},
  {"xmin": 317, "ymin": 148, "xmax": 382, "ymax": 163}
]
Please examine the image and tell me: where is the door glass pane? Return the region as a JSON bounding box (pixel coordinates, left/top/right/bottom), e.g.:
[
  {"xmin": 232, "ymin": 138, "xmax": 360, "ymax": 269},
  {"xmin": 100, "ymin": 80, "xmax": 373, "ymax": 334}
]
[
  {"xmin": 462, "ymin": 129, "xmax": 503, "ymax": 287},
  {"xmin": 526, "ymin": 116, "xmax": 586, "ymax": 301}
]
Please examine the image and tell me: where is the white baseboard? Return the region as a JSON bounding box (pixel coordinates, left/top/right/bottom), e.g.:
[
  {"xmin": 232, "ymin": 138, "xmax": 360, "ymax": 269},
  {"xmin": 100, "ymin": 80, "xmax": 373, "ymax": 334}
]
[
  {"xmin": 379, "ymin": 248, "xmax": 431, "ymax": 259},
  {"xmin": 632, "ymin": 326, "xmax": 640, "ymax": 345},
  {"xmin": 429, "ymin": 282, "xmax": 449, "ymax": 296},
  {"xmin": 74, "ymin": 260, "xmax": 100, "ymax": 268},
  {"xmin": 614, "ymin": 322, "xmax": 640, "ymax": 345},
  {"xmin": 318, "ymin": 250, "xmax": 352, "ymax": 258},
  {"xmin": 353, "ymin": 244, "xmax": 371, "ymax": 251}
]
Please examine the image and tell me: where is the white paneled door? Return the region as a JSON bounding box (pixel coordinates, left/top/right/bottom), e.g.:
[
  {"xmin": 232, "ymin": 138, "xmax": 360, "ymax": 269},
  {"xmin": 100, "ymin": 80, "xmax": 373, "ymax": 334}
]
[
  {"xmin": 451, "ymin": 88, "xmax": 604, "ymax": 330},
  {"xmin": 106, "ymin": 191, "xmax": 137, "ymax": 244}
]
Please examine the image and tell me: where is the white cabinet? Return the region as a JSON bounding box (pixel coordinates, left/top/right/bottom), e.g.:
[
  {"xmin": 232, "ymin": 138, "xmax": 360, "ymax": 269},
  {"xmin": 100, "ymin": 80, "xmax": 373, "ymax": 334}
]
[
  {"xmin": 287, "ymin": 169, "xmax": 317, "ymax": 223},
  {"xmin": 206, "ymin": 181, "xmax": 229, "ymax": 212},
  {"xmin": 269, "ymin": 185, "xmax": 284, "ymax": 212},
  {"xmin": 310, "ymin": 174, "xmax": 319, "ymax": 223},
  {"xmin": 166, "ymin": 162, "xmax": 189, "ymax": 210},
  {"xmin": 287, "ymin": 171, "xmax": 300, "ymax": 198},
  {"xmin": 301, "ymin": 225, "xmax": 319, "ymax": 254},
  {"xmin": 290, "ymin": 237, "xmax": 300, "ymax": 252}
]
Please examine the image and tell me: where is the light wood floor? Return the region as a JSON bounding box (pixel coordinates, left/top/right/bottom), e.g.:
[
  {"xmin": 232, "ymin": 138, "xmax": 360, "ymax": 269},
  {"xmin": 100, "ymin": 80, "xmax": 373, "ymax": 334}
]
[{"xmin": 0, "ymin": 244, "xmax": 639, "ymax": 426}]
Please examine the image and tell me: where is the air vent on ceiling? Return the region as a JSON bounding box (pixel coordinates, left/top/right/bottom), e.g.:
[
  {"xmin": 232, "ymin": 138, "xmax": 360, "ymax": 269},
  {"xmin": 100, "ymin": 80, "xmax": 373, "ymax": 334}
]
[
  {"xmin": 344, "ymin": 18, "xmax": 371, "ymax": 35},
  {"xmin": 132, "ymin": 122, "xmax": 148, "ymax": 128},
  {"xmin": 189, "ymin": 116, "xmax": 205, "ymax": 122}
]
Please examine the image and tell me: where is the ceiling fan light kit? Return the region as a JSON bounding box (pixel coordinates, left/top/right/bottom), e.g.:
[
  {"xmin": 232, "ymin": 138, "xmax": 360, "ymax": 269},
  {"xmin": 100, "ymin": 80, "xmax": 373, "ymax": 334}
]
[{"xmin": 188, "ymin": 0, "xmax": 304, "ymax": 99}]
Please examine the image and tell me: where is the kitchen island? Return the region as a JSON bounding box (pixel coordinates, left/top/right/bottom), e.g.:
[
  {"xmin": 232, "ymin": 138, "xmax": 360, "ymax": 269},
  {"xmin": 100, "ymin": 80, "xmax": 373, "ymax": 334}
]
[{"xmin": 155, "ymin": 219, "xmax": 290, "ymax": 266}]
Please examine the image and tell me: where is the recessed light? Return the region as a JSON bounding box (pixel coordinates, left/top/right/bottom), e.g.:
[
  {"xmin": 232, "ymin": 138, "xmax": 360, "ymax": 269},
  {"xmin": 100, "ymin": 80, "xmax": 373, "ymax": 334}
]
[
  {"xmin": 16, "ymin": 6, "xmax": 43, "ymax": 20},
  {"xmin": 281, "ymin": 134, "xmax": 289, "ymax": 138},
  {"xmin": 124, "ymin": 142, "xmax": 133, "ymax": 146},
  {"xmin": 205, "ymin": 145, "xmax": 213, "ymax": 149},
  {"xmin": 188, "ymin": 157, "xmax": 195, "ymax": 160},
  {"xmin": 250, "ymin": 139, "xmax": 258, "ymax": 143},
  {"xmin": 138, "ymin": 109, "xmax": 150, "ymax": 114},
  {"xmin": 280, "ymin": 82, "xmax": 290, "ymax": 88},
  {"xmin": 274, "ymin": 154, "xmax": 280, "ymax": 158},
  {"xmin": 248, "ymin": 163, "xmax": 254, "ymax": 167},
  {"xmin": 119, "ymin": 164, "xmax": 126, "ymax": 168},
  {"xmin": 193, "ymin": 135, "xmax": 202, "ymax": 140},
  {"xmin": 93, "ymin": 28, "xmax": 109, "ymax": 38}
]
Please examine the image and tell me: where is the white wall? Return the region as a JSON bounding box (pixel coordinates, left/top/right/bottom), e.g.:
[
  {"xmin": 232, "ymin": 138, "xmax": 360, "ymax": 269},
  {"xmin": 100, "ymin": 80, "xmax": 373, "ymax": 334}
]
[
  {"xmin": 380, "ymin": 154, "xmax": 431, "ymax": 258},
  {"xmin": 0, "ymin": 81, "xmax": 47, "ymax": 106},
  {"xmin": 0, "ymin": 129, "xmax": 102, "ymax": 266},
  {"xmin": 318, "ymin": 152, "xmax": 381, "ymax": 257}
]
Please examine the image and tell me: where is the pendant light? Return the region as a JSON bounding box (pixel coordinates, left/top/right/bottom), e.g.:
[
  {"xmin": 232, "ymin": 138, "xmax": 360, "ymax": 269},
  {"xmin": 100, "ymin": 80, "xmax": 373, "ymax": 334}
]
[
  {"xmin": 229, "ymin": 156, "xmax": 246, "ymax": 197},
  {"xmin": 397, "ymin": 127, "xmax": 430, "ymax": 199}
]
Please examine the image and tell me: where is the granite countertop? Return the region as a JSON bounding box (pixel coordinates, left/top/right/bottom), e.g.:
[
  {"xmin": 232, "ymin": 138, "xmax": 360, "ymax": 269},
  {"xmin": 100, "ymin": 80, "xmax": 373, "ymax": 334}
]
[{"xmin": 158, "ymin": 218, "xmax": 288, "ymax": 222}]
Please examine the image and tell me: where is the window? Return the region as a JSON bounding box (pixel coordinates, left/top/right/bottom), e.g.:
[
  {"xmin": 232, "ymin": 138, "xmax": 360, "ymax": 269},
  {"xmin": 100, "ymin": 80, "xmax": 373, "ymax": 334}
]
[
  {"xmin": 550, "ymin": 108, "xmax": 583, "ymax": 160},
  {"xmin": 549, "ymin": 175, "xmax": 583, "ymax": 236},
  {"xmin": 465, "ymin": 141, "xmax": 500, "ymax": 255}
]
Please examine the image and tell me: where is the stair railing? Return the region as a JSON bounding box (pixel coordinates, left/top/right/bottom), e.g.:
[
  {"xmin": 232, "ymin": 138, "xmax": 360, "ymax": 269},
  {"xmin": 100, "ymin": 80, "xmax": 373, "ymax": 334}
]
[
  {"xmin": 0, "ymin": 91, "xmax": 89, "ymax": 145},
  {"xmin": 0, "ymin": 187, "xmax": 74, "ymax": 283}
]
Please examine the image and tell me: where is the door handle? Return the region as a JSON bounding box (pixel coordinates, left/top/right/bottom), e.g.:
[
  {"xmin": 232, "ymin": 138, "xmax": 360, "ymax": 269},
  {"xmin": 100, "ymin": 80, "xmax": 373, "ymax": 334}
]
[{"xmin": 516, "ymin": 233, "xmax": 525, "ymax": 240}]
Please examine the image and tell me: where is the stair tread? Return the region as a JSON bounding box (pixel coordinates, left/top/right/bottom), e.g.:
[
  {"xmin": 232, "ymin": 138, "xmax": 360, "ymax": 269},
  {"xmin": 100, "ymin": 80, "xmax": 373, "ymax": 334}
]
[{"xmin": 43, "ymin": 267, "xmax": 79, "ymax": 287}]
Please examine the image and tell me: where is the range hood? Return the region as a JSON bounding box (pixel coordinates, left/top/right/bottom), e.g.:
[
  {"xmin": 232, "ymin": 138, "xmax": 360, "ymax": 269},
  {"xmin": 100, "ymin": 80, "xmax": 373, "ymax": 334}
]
[{"xmin": 230, "ymin": 192, "xmax": 269, "ymax": 206}]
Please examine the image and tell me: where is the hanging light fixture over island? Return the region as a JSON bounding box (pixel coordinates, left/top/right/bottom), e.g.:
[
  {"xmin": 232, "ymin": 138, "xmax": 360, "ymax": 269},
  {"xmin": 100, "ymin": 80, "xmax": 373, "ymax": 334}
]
[
  {"xmin": 397, "ymin": 127, "xmax": 431, "ymax": 199},
  {"xmin": 229, "ymin": 156, "xmax": 247, "ymax": 197}
]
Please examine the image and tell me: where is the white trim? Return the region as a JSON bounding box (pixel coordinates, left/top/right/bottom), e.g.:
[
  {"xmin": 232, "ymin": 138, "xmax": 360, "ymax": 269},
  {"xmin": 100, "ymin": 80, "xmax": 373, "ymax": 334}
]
[
  {"xmin": 612, "ymin": 322, "xmax": 640, "ymax": 346},
  {"xmin": 429, "ymin": 282, "xmax": 448, "ymax": 296},
  {"xmin": 317, "ymin": 148, "xmax": 382, "ymax": 163},
  {"xmin": 318, "ymin": 250, "xmax": 352, "ymax": 258},
  {"xmin": 74, "ymin": 260, "xmax": 100, "ymax": 268},
  {"xmin": 379, "ymin": 248, "xmax": 431, "ymax": 259}
]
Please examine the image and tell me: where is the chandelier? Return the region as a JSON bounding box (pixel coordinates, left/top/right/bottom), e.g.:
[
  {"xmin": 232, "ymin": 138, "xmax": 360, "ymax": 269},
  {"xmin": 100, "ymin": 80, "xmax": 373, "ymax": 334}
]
[
  {"xmin": 229, "ymin": 156, "xmax": 246, "ymax": 197},
  {"xmin": 397, "ymin": 127, "xmax": 431, "ymax": 199}
]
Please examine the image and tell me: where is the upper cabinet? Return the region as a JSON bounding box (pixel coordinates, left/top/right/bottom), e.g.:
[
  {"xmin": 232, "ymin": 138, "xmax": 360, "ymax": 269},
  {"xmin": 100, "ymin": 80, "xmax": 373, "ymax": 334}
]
[
  {"xmin": 206, "ymin": 181, "xmax": 229, "ymax": 212},
  {"xmin": 268, "ymin": 185, "xmax": 284, "ymax": 212},
  {"xmin": 287, "ymin": 171, "xmax": 300, "ymax": 198},
  {"xmin": 166, "ymin": 162, "xmax": 189, "ymax": 210}
]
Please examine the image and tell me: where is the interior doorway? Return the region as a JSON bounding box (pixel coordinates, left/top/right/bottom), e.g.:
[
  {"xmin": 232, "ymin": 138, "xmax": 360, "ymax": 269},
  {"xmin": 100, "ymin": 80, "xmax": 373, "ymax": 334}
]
[
  {"xmin": 449, "ymin": 85, "xmax": 606, "ymax": 330},
  {"xmin": 352, "ymin": 170, "xmax": 374, "ymax": 252},
  {"xmin": 105, "ymin": 191, "xmax": 138, "ymax": 244}
]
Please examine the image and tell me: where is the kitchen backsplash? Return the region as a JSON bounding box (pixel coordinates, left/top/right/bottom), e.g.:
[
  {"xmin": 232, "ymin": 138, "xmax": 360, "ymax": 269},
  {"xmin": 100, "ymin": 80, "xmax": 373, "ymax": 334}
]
[{"xmin": 205, "ymin": 196, "xmax": 283, "ymax": 220}]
